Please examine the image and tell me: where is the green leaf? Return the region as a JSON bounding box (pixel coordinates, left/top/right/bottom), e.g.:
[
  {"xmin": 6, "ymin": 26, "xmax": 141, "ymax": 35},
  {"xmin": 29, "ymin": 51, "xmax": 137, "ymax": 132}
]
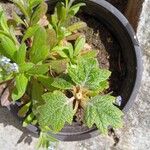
[
  {"xmin": 56, "ymin": 2, "xmax": 67, "ymax": 22},
  {"xmin": 12, "ymin": 74, "xmax": 28, "ymax": 101},
  {"xmin": 30, "ymin": 26, "xmax": 49, "ymax": 63},
  {"xmin": 68, "ymin": 3, "xmax": 85, "ymax": 17},
  {"xmin": 46, "ymin": 28, "xmax": 57, "ymax": 49},
  {"xmin": 11, "ymin": 0, "xmax": 29, "ymax": 18},
  {"xmin": 23, "ymin": 112, "xmax": 35, "ymax": 127},
  {"xmin": 81, "ymin": 50, "xmax": 98, "ymax": 59},
  {"xmin": 37, "ymin": 132, "xmax": 57, "ymax": 149},
  {"xmin": 0, "ymin": 36, "xmax": 17, "ymax": 60},
  {"xmin": 0, "ymin": 71, "xmax": 13, "ymax": 84},
  {"xmin": 18, "ymin": 102, "xmax": 31, "ymax": 117},
  {"xmin": 12, "ymin": 12, "xmax": 26, "ymax": 26},
  {"xmin": 68, "ymin": 58, "xmax": 111, "ymax": 90},
  {"xmin": 31, "ymin": 79, "xmax": 44, "ymax": 115},
  {"xmin": 30, "ymin": 2, "xmax": 48, "ymax": 26},
  {"xmin": 52, "ymin": 78, "xmax": 73, "ymax": 90},
  {"xmin": 22, "ymin": 24, "xmax": 40, "ymax": 42},
  {"xmin": 28, "ymin": 0, "xmax": 43, "ymax": 9},
  {"xmin": 27, "ymin": 64, "xmax": 49, "ymax": 75},
  {"xmin": 52, "ymin": 46, "xmax": 70, "ymax": 58},
  {"xmin": 97, "ymin": 81, "xmax": 109, "ymax": 92},
  {"xmin": 67, "ymin": 42, "xmax": 74, "ymax": 58},
  {"xmin": 37, "ymin": 75, "xmax": 54, "ymax": 90},
  {"xmin": 37, "ymin": 91, "xmax": 74, "ymax": 132},
  {"xmin": 8, "ymin": 25, "xmax": 18, "ymax": 45},
  {"xmin": 19, "ymin": 62, "xmax": 34, "ymax": 73},
  {"xmin": 49, "ymin": 59, "xmax": 67, "ymax": 74},
  {"xmin": 0, "ymin": 7, "xmax": 9, "ymax": 32},
  {"xmin": 51, "ymin": 14, "xmax": 58, "ymax": 28},
  {"xmin": 68, "ymin": 21, "xmax": 87, "ymax": 32},
  {"xmin": 15, "ymin": 43, "xmax": 26, "ymax": 64},
  {"xmin": 74, "ymin": 36, "xmax": 85, "ymax": 56},
  {"xmin": 84, "ymin": 95, "xmax": 123, "ymax": 134}
]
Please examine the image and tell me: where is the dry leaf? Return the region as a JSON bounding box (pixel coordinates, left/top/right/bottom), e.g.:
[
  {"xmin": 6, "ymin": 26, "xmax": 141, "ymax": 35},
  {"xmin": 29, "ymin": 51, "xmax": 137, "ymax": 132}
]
[{"xmin": 1, "ymin": 87, "xmax": 11, "ymax": 106}]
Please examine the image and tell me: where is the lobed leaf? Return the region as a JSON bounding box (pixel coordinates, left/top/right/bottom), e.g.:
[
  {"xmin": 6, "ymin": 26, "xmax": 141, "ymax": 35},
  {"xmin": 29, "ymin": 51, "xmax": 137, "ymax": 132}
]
[
  {"xmin": 37, "ymin": 91, "xmax": 74, "ymax": 132},
  {"xmin": 68, "ymin": 58, "xmax": 111, "ymax": 91},
  {"xmin": 84, "ymin": 95, "xmax": 123, "ymax": 134}
]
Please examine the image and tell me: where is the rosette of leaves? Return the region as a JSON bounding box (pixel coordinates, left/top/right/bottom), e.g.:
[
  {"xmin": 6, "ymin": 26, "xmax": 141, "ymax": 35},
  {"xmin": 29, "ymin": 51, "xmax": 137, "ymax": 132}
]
[{"xmin": 0, "ymin": 0, "xmax": 123, "ymax": 149}]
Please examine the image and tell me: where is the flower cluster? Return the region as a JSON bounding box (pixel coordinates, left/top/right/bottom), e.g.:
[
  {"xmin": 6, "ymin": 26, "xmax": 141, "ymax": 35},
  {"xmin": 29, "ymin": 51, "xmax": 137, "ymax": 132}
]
[{"xmin": 0, "ymin": 56, "xmax": 19, "ymax": 74}]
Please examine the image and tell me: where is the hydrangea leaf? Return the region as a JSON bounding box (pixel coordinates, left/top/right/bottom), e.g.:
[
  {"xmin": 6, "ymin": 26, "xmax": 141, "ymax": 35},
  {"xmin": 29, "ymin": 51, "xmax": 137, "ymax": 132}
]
[
  {"xmin": 68, "ymin": 58, "xmax": 111, "ymax": 91},
  {"xmin": 37, "ymin": 91, "xmax": 74, "ymax": 132},
  {"xmin": 84, "ymin": 95, "xmax": 123, "ymax": 134},
  {"xmin": 52, "ymin": 77, "xmax": 73, "ymax": 90}
]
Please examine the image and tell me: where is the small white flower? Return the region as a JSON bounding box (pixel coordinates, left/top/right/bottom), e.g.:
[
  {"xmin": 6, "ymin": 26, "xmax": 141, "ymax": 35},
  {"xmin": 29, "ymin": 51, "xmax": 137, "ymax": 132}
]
[
  {"xmin": 115, "ymin": 96, "xmax": 122, "ymax": 106},
  {"xmin": 0, "ymin": 56, "xmax": 19, "ymax": 74}
]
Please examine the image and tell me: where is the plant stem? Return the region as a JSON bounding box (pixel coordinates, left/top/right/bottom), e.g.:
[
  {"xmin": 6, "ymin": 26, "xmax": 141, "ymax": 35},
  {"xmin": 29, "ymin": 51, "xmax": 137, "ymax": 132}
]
[{"xmin": 73, "ymin": 100, "xmax": 79, "ymax": 113}]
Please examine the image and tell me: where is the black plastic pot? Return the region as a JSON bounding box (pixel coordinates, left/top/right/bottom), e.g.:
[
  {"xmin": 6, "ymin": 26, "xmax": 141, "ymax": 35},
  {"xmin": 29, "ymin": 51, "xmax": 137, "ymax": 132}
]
[{"xmin": 7, "ymin": 0, "xmax": 142, "ymax": 141}]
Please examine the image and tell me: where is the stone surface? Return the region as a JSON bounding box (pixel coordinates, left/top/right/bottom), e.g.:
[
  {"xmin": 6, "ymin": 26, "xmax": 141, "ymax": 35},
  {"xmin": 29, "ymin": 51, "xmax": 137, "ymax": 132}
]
[{"xmin": 0, "ymin": 1, "xmax": 150, "ymax": 150}]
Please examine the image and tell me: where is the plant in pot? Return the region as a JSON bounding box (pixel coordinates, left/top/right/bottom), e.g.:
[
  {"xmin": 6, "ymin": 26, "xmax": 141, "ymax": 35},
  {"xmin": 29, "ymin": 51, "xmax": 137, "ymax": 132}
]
[{"xmin": 0, "ymin": 0, "xmax": 142, "ymax": 149}]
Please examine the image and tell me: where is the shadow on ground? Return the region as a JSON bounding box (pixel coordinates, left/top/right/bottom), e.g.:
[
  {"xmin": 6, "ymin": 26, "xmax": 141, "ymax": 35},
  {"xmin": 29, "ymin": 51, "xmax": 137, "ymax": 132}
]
[{"xmin": 0, "ymin": 104, "xmax": 37, "ymax": 146}]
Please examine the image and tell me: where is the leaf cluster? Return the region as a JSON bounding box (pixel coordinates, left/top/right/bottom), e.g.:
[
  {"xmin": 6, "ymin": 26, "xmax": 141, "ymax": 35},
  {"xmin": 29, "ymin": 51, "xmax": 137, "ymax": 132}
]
[{"xmin": 0, "ymin": 0, "xmax": 123, "ymax": 149}]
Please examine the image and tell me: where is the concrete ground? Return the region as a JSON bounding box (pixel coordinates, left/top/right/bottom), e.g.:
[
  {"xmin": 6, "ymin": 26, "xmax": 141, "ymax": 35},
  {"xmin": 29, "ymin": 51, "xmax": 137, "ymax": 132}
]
[{"xmin": 0, "ymin": 0, "xmax": 150, "ymax": 150}]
